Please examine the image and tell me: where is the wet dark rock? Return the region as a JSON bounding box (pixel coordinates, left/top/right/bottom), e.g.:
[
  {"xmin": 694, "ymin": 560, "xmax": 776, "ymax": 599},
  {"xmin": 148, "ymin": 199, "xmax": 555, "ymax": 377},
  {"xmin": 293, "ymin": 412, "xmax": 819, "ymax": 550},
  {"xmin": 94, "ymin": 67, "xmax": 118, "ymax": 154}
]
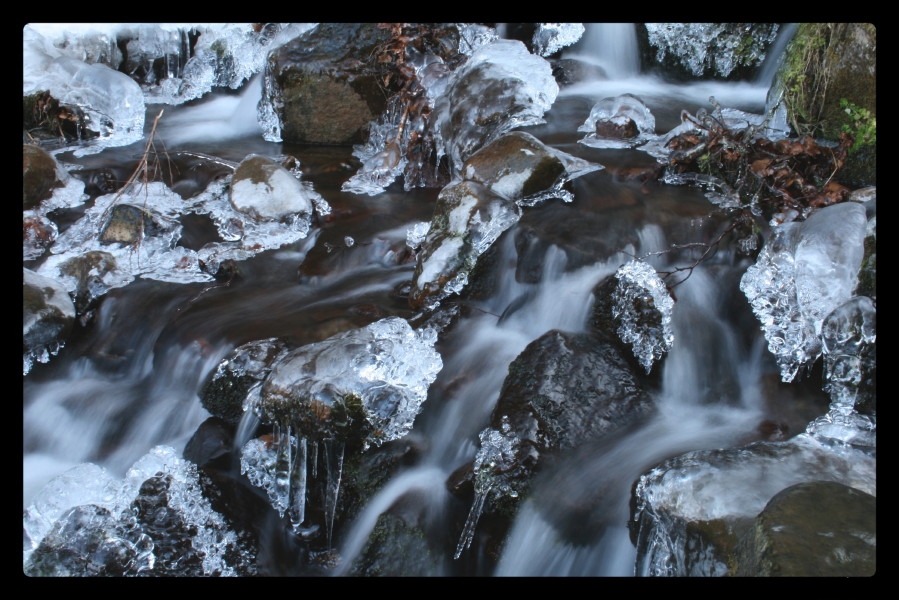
[
  {"xmin": 732, "ymin": 480, "xmax": 876, "ymax": 576},
  {"xmin": 550, "ymin": 57, "xmax": 608, "ymax": 86},
  {"xmin": 494, "ymin": 329, "xmax": 655, "ymax": 456},
  {"xmin": 341, "ymin": 438, "xmax": 426, "ymax": 521},
  {"xmin": 345, "ymin": 513, "xmax": 443, "ymax": 576},
  {"xmin": 472, "ymin": 329, "xmax": 654, "ymax": 526},
  {"xmin": 514, "ymin": 202, "xmax": 641, "ymax": 283},
  {"xmin": 183, "ymin": 416, "xmax": 235, "ymax": 466},
  {"xmin": 595, "ymin": 116, "xmax": 639, "ymax": 139},
  {"xmin": 265, "ymin": 23, "xmax": 461, "ymax": 145}
]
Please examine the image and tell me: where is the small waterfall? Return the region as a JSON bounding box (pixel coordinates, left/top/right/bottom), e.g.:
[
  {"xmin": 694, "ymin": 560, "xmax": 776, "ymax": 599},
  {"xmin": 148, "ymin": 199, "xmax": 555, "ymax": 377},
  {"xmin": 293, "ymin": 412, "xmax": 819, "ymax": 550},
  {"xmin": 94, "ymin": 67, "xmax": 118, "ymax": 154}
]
[
  {"xmin": 492, "ymin": 255, "xmax": 770, "ymax": 575},
  {"xmin": 563, "ymin": 23, "xmax": 640, "ymax": 79},
  {"xmin": 756, "ymin": 23, "xmax": 798, "ymax": 86},
  {"xmin": 157, "ymin": 74, "xmax": 264, "ymax": 145},
  {"xmin": 333, "ymin": 466, "xmax": 448, "ymax": 576}
]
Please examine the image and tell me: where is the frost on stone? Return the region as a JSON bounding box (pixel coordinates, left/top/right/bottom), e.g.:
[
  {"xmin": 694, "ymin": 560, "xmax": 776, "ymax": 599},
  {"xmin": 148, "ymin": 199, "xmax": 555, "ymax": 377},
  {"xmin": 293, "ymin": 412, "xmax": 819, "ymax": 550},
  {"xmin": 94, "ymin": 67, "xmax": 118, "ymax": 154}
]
[
  {"xmin": 245, "ymin": 317, "xmax": 441, "ymax": 542},
  {"xmin": 612, "ymin": 259, "xmax": 675, "ymax": 374},
  {"xmin": 35, "ymin": 167, "xmax": 326, "ymax": 300},
  {"xmin": 25, "ymin": 164, "xmax": 88, "ymax": 216},
  {"xmin": 644, "ymin": 23, "xmax": 779, "ymax": 78},
  {"xmin": 23, "ymin": 463, "xmax": 121, "ymax": 566},
  {"xmin": 36, "ymin": 181, "xmax": 208, "ymax": 292},
  {"xmin": 806, "ymin": 296, "xmax": 876, "ymax": 449},
  {"xmin": 124, "ymin": 446, "xmax": 249, "ymax": 576},
  {"xmin": 406, "ymin": 221, "xmax": 431, "ymax": 251},
  {"xmin": 341, "ymin": 113, "xmax": 408, "ymax": 196},
  {"xmin": 578, "ymin": 93, "xmax": 657, "ymax": 149},
  {"xmin": 511, "ymin": 144, "xmax": 603, "ymax": 208},
  {"xmin": 257, "ymin": 317, "xmax": 443, "ymax": 450},
  {"xmin": 23, "ymin": 267, "xmax": 76, "ymax": 375},
  {"xmin": 410, "ymin": 181, "xmax": 521, "ymax": 310},
  {"xmin": 341, "ymin": 25, "xmax": 491, "ymax": 197},
  {"xmin": 168, "ymin": 24, "xmax": 316, "ymax": 105},
  {"xmin": 24, "ymin": 446, "xmax": 247, "ymax": 576},
  {"xmin": 740, "ymin": 202, "xmax": 868, "ymax": 382},
  {"xmin": 531, "ymin": 23, "xmax": 585, "ymax": 57}
]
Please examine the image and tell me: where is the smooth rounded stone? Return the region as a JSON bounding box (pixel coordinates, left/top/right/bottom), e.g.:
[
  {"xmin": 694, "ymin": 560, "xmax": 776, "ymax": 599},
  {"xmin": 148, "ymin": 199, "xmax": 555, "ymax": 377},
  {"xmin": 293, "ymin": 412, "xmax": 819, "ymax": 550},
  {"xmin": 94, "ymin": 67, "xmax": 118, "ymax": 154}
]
[
  {"xmin": 461, "ymin": 131, "xmax": 565, "ymax": 201},
  {"xmin": 99, "ymin": 204, "xmax": 159, "ymax": 244},
  {"xmin": 23, "ymin": 144, "xmax": 66, "ymax": 209},
  {"xmin": 230, "ymin": 155, "xmax": 313, "ymax": 221},
  {"xmin": 732, "ymin": 480, "xmax": 876, "ymax": 576}
]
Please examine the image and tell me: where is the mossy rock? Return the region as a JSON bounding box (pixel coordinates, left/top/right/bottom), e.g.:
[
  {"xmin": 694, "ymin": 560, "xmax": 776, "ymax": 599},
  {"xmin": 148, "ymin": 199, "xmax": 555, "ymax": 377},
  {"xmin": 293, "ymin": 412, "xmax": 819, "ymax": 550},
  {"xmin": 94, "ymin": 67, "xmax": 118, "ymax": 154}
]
[{"xmin": 776, "ymin": 23, "xmax": 876, "ymax": 186}]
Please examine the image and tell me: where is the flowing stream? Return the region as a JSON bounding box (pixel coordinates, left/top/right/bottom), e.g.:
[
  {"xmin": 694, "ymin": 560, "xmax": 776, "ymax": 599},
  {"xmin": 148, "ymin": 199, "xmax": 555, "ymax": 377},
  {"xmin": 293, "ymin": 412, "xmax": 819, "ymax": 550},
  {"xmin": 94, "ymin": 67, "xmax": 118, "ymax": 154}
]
[{"xmin": 23, "ymin": 24, "xmax": 830, "ymax": 576}]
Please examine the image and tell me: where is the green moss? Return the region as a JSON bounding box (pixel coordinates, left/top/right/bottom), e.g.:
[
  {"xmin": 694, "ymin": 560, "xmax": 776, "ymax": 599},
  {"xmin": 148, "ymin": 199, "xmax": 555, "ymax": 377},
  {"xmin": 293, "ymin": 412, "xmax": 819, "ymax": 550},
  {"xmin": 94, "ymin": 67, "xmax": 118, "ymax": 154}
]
[
  {"xmin": 778, "ymin": 24, "xmax": 876, "ymax": 150},
  {"xmin": 779, "ymin": 24, "xmax": 829, "ymax": 139},
  {"xmin": 839, "ymin": 98, "xmax": 876, "ymax": 153}
]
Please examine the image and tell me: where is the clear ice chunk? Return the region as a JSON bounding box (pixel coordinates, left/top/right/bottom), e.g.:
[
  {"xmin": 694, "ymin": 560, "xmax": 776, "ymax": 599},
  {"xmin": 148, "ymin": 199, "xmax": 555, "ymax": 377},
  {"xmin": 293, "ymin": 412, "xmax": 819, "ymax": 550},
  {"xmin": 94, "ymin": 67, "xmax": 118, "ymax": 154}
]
[{"xmin": 740, "ymin": 202, "xmax": 868, "ymax": 381}]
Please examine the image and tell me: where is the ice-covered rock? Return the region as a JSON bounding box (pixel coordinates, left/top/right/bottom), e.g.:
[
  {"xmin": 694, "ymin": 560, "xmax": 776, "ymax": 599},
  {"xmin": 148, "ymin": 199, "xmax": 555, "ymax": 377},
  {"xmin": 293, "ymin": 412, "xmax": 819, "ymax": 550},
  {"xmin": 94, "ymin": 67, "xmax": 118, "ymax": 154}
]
[
  {"xmin": 409, "ymin": 180, "xmax": 521, "ymax": 310},
  {"xmin": 531, "ymin": 23, "xmax": 585, "ymax": 57},
  {"xmin": 434, "ymin": 38, "xmax": 559, "ymax": 174},
  {"xmin": 24, "ymin": 446, "xmax": 251, "ymax": 576},
  {"xmin": 24, "ymin": 26, "xmax": 145, "ymax": 156},
  {"xmin": 644, "ymin": 23, "xmax": 780, "ymax": 79},
  {"xmin": 23, "ymin": 267, "xmax": 76, "ymax": 375},
  {"xmin": 579, "ymin": 94, "xmax": 657, "ymax": 149},
  {"xmin": 255, "ymin": 317, "xmax": 443, "ymax": 449},
  {"xmin": 612, "ymin": 259, "xmax": 675, "ymax": 374},
  {"xmin": 630, "ymin": 433, "xmax": 875, "ymax": 576}
]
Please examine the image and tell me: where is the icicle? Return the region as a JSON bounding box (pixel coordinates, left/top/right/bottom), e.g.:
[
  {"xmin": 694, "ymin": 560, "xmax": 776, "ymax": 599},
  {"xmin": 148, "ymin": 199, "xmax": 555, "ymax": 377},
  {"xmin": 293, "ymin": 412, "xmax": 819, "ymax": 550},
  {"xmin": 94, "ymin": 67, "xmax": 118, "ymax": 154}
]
[
  {"xmin": 311, "ymin": 441, "xmax": 319, "ymax": 479},
  {"xmin": 454, "ymin": 487, "xmax": 489, "ymax": 559},
  {"xmin": 322, "ymin": 439, "xmax": 345, "ymax": 549},
  {"xmin": 272, "ymin": 423, "xmax": 291, "ymax": 517},
  {"xmin": 288, "ymin": 436, "xmax": 308, "ymax": 532}
]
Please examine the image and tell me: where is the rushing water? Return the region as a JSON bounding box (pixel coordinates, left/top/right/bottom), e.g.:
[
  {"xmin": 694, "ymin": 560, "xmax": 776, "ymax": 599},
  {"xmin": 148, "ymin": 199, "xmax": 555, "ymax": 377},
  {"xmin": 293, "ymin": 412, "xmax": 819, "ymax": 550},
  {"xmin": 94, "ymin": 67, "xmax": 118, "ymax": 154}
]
[{"xmin": 24, "ymin": 24, "xmax": 830, "ymax": 576}]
